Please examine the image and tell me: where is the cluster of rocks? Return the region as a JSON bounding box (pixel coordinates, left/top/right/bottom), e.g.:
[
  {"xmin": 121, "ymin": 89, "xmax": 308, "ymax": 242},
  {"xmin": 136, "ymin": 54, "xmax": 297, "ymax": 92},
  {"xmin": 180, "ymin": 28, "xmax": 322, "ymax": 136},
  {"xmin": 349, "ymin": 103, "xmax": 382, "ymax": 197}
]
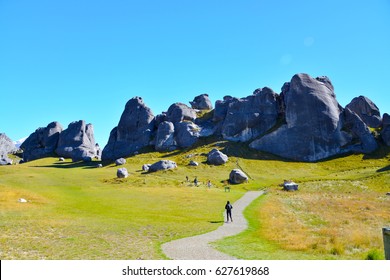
[
  {"xmin": 20, "ymin": 120, "xmax": 100, "ymax": 162},
  {"xmin": 101, "ymin": 73, "xmax": 390, "ymax": 162},
  {"xmin": 0, "ymin": 133, "xmax": 17, "ymax": 165}
]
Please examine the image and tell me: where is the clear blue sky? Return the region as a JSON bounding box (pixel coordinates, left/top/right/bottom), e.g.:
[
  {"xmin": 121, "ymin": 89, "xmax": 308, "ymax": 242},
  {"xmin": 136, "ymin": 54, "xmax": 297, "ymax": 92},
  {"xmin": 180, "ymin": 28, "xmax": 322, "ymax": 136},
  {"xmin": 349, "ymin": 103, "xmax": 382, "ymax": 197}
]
[{"xmin": 1, "ymin": 0, "xmax": 389, "ymax": 145}]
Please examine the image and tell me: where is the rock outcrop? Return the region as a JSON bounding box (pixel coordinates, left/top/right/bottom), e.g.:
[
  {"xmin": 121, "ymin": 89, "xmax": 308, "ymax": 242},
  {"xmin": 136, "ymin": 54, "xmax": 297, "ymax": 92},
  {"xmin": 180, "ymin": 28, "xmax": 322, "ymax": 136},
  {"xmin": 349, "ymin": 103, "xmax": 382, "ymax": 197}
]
[
  {"xmin": 207, "ymin": 149, "xmax": 228, "ymax": 165},
  {"xmin": 0, "ymin": 133, "xmax": 17, "ymax": 165},
  {"xmin": 174, "ymin": 122, "xmax": 200, "ymax": 148},
  {"xmin": 250, "ymin": 74, "xmax": 352, "ymax": 161},
  {"xmin": 190, "ymin": 94, "xmax": 213, "ymax": 110},
  {"xmin": 55, "ymin": 120, "xmax": 97, "ymax": 162},
  {"xmin": 155, "ymin": 121, "xmax": 176, "ymax": 151},
  {"xmin": 21, "ymin": 122, "xmax": 63, "ymax": 161},
  {"xmin": 229, "ymin": 169, "xmax": 249, "ymax": 184},
  {"xmin": 346, "ymin": 96, "xmax": 382, "ymax": 128},
  {"xmin": 102, "ymin": 97, "xmax": 155, "ymax": 161},
  {"xmin": 166, "ymin": 103, "xmax": 197, "ymax": 124},
  {"xmin": 148, "ymin": 160, "xmax": 177, "ymax": 172},
  {"xmin": 382, "ymin": 113, "xmax": 390, "ymax": 146}
]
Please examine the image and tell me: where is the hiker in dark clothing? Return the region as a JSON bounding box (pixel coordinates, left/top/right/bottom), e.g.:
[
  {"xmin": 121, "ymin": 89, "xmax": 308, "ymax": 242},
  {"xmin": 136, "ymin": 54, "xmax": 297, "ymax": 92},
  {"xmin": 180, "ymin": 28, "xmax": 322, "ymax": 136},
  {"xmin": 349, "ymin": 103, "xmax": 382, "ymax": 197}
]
[
  {"xmin": 225, "ymin": 201, "xmax": 233, "ymax": 222},
  {"xmin": 194, "ymin": 177, "xmax": 198, "ymax": 187}
]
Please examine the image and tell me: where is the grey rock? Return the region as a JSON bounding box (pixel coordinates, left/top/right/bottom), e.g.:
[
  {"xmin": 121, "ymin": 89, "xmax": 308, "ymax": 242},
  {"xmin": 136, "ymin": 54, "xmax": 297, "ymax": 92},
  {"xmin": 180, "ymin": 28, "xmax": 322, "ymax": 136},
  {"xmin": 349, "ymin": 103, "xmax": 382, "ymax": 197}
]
[
  {"xmin": 175, "ymin": 121, "xmax": 200, "ymax": 148},
  {"xmin": 21, "ymin": 122, "xmax": 63, "ymax": 161},
  {"xmin": 148, "ymin": 160, "xmax": 177, "ymax": 172},
  {"xmin": 190, "ymin": 94, "xmax": 213, "ymax": 110},
  {"xmin": 155, "ymin": 121, "xmax": 176, "ymax": 151},
  {"xmin": 346, "ymin": 96, "xmax": 382, "ymax": 128},
  {"xmin": 115, "ymin": 158, "xmax": 126, "ymax": 166},
  {"xmin": 342, "ymin": 108, "xmax": 378, "ymax": 153},
  {"xmin": 97, "ymin": 164, "xmax": 103, "ymax": 168},
  {"xmin": 189, "ymin": 160, "xmax": 199, "ymax": 166},
  {"xmin": 55, "ymin": 120, "xmax": 97, "ymax": 162},
  {"xmin": 382, "ymin": 113, "xmax": 390, "ymax": 146},
  {"xmin": 117, "ymin": 168, "xmax": 129, "ymax": 178},
  {"xmin": 250, "ymin": 73, "xmax": 350, "ymax": 162},
  {"xmin": 59, "ymin": 157, "xmax": 65, "ymax": 162},
  {"xmin": 221, "ymin": 87, "xmax": 279, "ymax": 142},
  {"xmin": 0, "ymin": 133, "xmax": 17, "ymax": 163},
  {"xmin": 166, "ymin": 103, "xmax": 197, "ymax": 124},
  {"xmin": 213, "ymin": 96, "xmax": 237, "ymax": 122},
  {"xmin": 102, "ymin": 97, "xmax": 155, "ymax": 161},
  {"xmin": 207, "ymin": 148, "xmax": 228, "ymax": 165},
  {"xmin": 142, "ymin": 164, "xmax": 151, "ymax": 172},
  {"xmin": 229, "ymin": 169, "xmax": 248, "ymax": 184},
  {"xmin": 0, "ymin": 156, "xmax": 13, "ymax": 165}
]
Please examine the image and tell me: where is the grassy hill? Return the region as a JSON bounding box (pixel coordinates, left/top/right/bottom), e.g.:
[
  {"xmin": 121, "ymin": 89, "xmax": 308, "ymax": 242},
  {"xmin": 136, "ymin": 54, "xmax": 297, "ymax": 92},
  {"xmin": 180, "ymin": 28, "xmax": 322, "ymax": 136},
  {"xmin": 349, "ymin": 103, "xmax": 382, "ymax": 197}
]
[{"xmin": 0, "ymin": 140, "xmax": 389, "ymax": 259}]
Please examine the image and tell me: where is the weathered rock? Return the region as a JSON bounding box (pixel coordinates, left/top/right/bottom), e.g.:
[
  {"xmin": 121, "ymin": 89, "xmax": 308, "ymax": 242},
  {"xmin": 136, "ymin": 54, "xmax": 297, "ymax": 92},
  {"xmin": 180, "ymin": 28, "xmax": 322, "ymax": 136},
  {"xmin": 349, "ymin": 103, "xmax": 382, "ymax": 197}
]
[
  {"xmin": 342, "ymin": 108, "xmax": 378, "ymax": 153},
  {"xmin": 115, "ymin": 158, "xmax": 126, "ymax": 166},
  {"xmin": 382, "ymin": 113, "xmax": 390, "ymax": 146},
  {"xmin": 155, "ymin": 121, "xmax": 176, "ymax": 151},
  {"xmin": 207, "ymin": 148, "xmax": 228, "ymax": 165},
  {"xmin": 250, "ymin": 73, "xmax": 350, "ymax": 162},
  {"xmin": 190, "ymin": 94, "xmax": 213, "ymax": 110},
  {"xmin": 142, "ymin": 164, "xmax": 151, "ymax": 172},
  {"xmin": 102, "ymin": 97, "xmax": 155, "ymax": 161},
  {"xmin": 55, "ymin": 120, "xmax": 97, "ymax": 162},
  {"xmin": 166, "ymin": 103, "xmax": 197, "ymax": 123},
  {"xmin": 229, "ymin": 169, "xmax": 248, "ymax": 184},
  {"xmin": 117, "ymin": 168, "xmax": 129, "ymax": 178},
  {"xmin": 148, "ymin": 160, "xmax": 177, "ymax": 172},
  {"xmin": 221, "ymin": 87, "xmax": 279, "ymax": 142},
  {"xmin": 346, "ymin": 96, "xmax": 382, "ymax": 128},
  {"xmin": 189, "ymin": 160, "xmax": 199, "ymax": 166},
  {"xmin": 59, "ymin": 157, "xmax": 65, "ymax": 162},
  {"xmin": 213, "ymin": 96, "xmax": 237, "ymax": 122},
  {"xmin": 96, "ymin": 164, "xmax": 103, "ymax": 168},
  {"xmin": 0, "ymin": 133, "xmax": 17, "ymax": 165},
  {"xmin": 175, "ymin": 121, "xmax": 200, "ymax": 148},
  {"xmin": 21, "ymin": 122, "xmax": 63, "ymax": 161}
]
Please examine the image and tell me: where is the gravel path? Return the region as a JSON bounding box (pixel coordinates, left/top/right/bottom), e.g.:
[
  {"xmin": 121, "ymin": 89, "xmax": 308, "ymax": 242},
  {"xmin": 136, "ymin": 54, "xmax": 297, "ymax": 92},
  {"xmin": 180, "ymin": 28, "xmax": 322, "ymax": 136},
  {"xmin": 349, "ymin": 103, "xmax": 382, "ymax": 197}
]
[{"xmin": 162, "ymin": 191, "xmax": 264, "ymax": 260}]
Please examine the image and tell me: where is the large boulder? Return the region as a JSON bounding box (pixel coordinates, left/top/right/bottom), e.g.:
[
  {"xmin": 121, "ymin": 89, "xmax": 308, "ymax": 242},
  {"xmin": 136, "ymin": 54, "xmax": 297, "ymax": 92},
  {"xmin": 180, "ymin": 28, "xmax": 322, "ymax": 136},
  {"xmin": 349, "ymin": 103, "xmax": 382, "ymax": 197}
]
[
  {"xmin": 207, "ymin": 148, "xmax": 228, "ymax": 165},
  {"xmin": 55, "ymin": 120, "xmax": 97, "ymax": 162},
  {"xmin": 346, "ymin": 96, "xmax": 382, "ymax": 128},
  {"xmin": 382, "ymin": 113, "xmax": 390, "ymax": 146},
  {"xmin": 155, "ymin": 121, "xmax": 176, "ymax": 151},
  {"xmin": 250, "ymin": 73, "xmax": 352, "ymax": 162},
  {"xmin": 166, "ymin": 103, "xmax": 197, "ymax": 124},
  {"xmin": 21, "ymin": 122, "xmax": 63, "ymax": 161},
  {"xmin": 117, "ymin": 168, "xmax": 129, "ymax": 178},
  {"xmin": 148, "ymin": 160, "xmax": 177, "ymax": 172},
  {"xmin": 213, "ymin": 96, "xmax": 237, "ymax": 122},
  {"xmin": 190, "ymin": 94, "xmax": 213, "ymax": 110},
  {"xmin": 0, "ymin": 133, "xmax": 17, "ymax": 159},
  {"xmin": 102, "ymin": 97, "xmax": 155, "ymax": 161},
  {"xmin": 229, "ymin": 169, "xmax": 249, "ymax": 184},
  {"xmin": 175, "ymin": 121, "xmax": 200, "ymax": 148},
  {"xmin": 115, "ymin": 158, "xmax": 126, "ymax": 166},
  {"xmin": 221, "ymin": 87, "xmax": 279, "ymax": 142}
]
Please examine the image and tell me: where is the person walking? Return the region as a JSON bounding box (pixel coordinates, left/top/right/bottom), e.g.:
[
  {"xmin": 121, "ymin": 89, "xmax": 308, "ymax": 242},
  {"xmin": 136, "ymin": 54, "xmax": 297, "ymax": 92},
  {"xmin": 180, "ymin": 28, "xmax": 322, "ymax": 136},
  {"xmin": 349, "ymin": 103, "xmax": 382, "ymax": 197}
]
[{"xmin": 225, "ymin": 201, "xmax": 233, "ymax": 222}]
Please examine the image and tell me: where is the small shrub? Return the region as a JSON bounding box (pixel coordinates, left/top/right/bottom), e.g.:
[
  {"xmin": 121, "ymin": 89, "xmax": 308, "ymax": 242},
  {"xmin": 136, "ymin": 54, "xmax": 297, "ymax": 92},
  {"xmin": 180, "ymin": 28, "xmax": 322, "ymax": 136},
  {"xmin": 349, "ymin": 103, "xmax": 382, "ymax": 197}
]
[{"xmin": 365, "ymin": 249, "xmax": 383, "ymax": 260}]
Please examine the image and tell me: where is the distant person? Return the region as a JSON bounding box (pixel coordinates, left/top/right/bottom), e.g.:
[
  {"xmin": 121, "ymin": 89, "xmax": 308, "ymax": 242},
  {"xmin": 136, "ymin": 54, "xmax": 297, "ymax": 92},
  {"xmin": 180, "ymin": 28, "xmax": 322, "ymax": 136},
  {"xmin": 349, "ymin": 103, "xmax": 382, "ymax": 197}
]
[
  {"xmin": 225, "ymin": 201, "xmax": 233, "ymax": 222},
  {"xmin": 207, "ymin": 180, "xmax": 211, "ymax": 188},
  {"xmin": 186, "ymin": 176, "xmax": 189, "ymax": 182},
  {"xmin": 194, "ymin": 177, "xmax": 198, "ymax": 187}
]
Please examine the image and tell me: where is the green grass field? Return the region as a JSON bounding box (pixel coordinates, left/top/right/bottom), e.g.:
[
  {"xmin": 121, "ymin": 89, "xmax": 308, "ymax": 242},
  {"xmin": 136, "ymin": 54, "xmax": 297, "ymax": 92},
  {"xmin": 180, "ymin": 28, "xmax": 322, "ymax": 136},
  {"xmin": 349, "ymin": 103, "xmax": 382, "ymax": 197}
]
[{"xmin": 0, "ymin": 140, "xmax": 389, "ymax": 259}]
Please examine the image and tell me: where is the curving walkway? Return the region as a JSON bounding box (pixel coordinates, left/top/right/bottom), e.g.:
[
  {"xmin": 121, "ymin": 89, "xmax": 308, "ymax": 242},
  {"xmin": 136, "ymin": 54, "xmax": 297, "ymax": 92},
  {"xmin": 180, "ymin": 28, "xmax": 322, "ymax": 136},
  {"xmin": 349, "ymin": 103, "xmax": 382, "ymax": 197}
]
[{"xmin": 162, "ymin": 191, "xmax": 264, "ymax": 260}]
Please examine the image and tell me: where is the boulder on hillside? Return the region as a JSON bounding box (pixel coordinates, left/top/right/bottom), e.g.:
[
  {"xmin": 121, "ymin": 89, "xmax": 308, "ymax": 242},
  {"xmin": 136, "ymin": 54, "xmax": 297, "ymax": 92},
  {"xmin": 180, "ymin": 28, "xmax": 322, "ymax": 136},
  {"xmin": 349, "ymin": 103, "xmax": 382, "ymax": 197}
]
[
  {"xmin": 207, "ymin": 148, "xmax": 228, "ymax": 165},
  {"xmin": 166, "ymin": 103, "xmax": 197, "ymax": 124},
  {"xmin": 175, "ymin": 121, "xmax": 200, "ymax": 148},
  {"xmin": 229, "ymin": 169, "xmax": 248, "ymax": 184},
  {"xmin": 382, "ymin": 113, "xmax": 390, "ymax": 146},
  {"xmin": 115, "ymin": 158, "xmax": 126, "ymax": 166},
  {"xmin": 189, "ymin": 160, "xmax": 199, "ymax": 166},
  {"xmin": 0, "ymin": 133, "xmax": 17, "ymax": 165},
  {"xmin": 213, "ymin": 96, "xmax": 237, "ymax": 122},
  {"xmin": 21, "ymin": 122, "xmax": 63, "ymax": 161},
  {"xmin": 102, "ymin": 97, "xmax": 155, "ymax": 161},
  {"xmin": 55, "ymin": 120, "xmax": 98, "ymax": 162},
  {"xmin": 142, "ymin": 164, "xmax": 151, "ymax": 172},
  {"xmin": 190, "ymin": 94, "xmax": 213, "ymax": 110},
  {"xmin": 221, "ymin": 87, "xmax": 279, "ymax": 142},
  {"xmin": 148, "ymin": 160, "xmax": 177, "ymax": 172},
  {"xmin": 117, "ymin": 168, "xmax": 129, "ymax": 178},
  {"xmin": 250, "ymin": 73, "xmax": 351, "ymax": 162},
  {"xmin": 155, "ymin": 121, "xmax": 176, "ymax": 151},
  {"xmin": 346, "ymin": 96, "xmax": 382, "ymax": 128}
]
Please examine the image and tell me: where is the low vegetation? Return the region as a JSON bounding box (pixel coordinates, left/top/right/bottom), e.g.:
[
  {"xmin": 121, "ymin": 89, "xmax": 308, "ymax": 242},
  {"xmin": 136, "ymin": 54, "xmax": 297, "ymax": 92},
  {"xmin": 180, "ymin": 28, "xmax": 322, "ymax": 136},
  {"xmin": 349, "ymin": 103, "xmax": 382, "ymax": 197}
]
[{"xmin": 0, "ymin": 140, "xmax": 389, "ymax": 259}]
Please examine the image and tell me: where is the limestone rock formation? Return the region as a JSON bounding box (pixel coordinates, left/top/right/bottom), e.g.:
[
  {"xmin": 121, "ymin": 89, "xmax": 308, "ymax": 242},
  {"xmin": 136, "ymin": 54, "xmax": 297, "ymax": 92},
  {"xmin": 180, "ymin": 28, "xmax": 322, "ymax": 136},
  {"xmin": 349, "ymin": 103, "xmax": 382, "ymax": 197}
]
[
  {"xmin": 250, "ymin": 73, "xmax": 351, "ymax": 162},
  {"xmin": 0, "ymin": 133, "xmax": 17, "ymax": 165},
  {"xmin": 346, "ymin": 96, "xmax": 382, "ymax": 128},
  {"xmin": 382, "ymin": 113, "xmax": 390, "ymax": 146},
  {"xmin": 21, "ymin": 122, "xmax": 63, "ymax": 161},
  {"xmin": 142, "ymin": 164, "xmax": 151, "ymax": 172},
  {"xmin": 117, "ymin": 168, "xmax": 129, "ymax": 178},
  {"xmin": 174, "ymin": 122, "xmax": 200, "ymax": 148},
  {"xmin": 102, "ymin": 97, "xmax": 155, "ymax": 161},
  {"xmin": 148, "ymin": 160, "xmax": 177, "ymax": 172},
  {"xmin": 220, "ymin": 87, "xmax": 279, "ymax": 142},
  {"xmin": 207, "ymin": 149, "xmax": 228, "ymax": 165},
  {"xmin": 115, "ymin": 158, "xmax": 126, "ymax": 166},
  {"xmin": 55, "ymin": 120, "xmax": 97, "ymax": 162},
  {"xmin": 190, "ymin": 94, "xmax": 213, "ymax": 110},
  {"xmin": 166, "ymin": 103, "xmax": 197, "ymax": 124},
  {"xmin": 155, "ymin": 121, "xmax": 176, "ymax": 151},
  {"xmin": 229, "ymin": 169, "xmax": 249, "ymax": 184}
]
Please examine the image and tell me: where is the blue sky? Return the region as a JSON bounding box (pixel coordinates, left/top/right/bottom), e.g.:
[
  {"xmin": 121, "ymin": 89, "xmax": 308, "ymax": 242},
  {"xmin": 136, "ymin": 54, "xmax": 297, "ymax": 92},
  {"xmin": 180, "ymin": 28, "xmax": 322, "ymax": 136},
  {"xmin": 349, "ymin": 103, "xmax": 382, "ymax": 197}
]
[{"xmin": 1, "ymin": 0, "xmax": 389, "ymax": 146}]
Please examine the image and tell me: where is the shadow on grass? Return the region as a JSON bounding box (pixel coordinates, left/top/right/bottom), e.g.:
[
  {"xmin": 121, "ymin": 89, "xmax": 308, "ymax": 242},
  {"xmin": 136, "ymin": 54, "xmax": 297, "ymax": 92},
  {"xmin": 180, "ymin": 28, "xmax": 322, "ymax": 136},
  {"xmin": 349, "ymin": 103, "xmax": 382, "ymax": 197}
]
[
  {"xmin": 32, "ymin": 161, "xmax": 101, "ymax": 169},
  {"xmin": 377, "ymin": 165, "xmax": 390, "ymax": 173},
  {"xmin": 208, "ymin": 221, "xmax": 224, "ymax": 224}
]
